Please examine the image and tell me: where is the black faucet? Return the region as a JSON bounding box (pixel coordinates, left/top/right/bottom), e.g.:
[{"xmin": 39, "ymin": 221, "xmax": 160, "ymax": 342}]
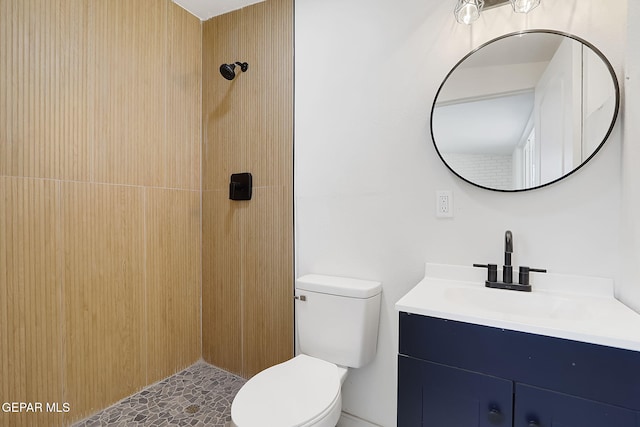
[
  {"xmin": 474, "ymin": 230, "xmax": 546, "ymax": 292},
  {"xmin": 503, "ymin": 230, "xmax": 513, "ymax": 284}
]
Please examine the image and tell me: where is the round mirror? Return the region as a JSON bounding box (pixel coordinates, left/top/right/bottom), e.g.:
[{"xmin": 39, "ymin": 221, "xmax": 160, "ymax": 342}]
[{"xmin": 431, "ymin": 30, "xmax": 620, "ymax": 192}]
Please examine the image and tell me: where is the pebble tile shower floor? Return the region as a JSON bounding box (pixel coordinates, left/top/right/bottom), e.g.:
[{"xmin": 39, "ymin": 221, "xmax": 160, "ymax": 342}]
[{"xmin": 73, "ymin": 361, "xmax": 246, "ymax": 427}]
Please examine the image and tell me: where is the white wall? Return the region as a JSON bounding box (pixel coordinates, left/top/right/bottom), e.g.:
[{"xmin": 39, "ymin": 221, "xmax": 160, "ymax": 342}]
[
  {"xmin": 620, "ymin": 1, "xmax": 640, "ymax": 312},
  {"xmin": 294, "ymin": 1, "xmax": 631, "ymax": 426}
]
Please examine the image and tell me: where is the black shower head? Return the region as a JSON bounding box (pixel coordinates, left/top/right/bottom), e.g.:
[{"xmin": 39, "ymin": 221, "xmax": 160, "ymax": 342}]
[
  {"xmin": 219, "ymin": 62, "xmax": 249, "ymax": 80},
  {"xmin": 219, "ymin": 63, "xmax": 236, "ymax": 80}
]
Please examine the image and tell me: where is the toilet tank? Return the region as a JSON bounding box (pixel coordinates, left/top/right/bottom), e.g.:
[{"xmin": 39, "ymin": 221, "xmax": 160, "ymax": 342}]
[{"xmin": 295, "ymin": 274, "xmax": 382, "ymax": 368}]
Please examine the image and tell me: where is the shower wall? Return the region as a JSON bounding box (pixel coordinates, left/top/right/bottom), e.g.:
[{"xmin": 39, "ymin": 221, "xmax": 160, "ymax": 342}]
[
  {"xmin": 0, "ymin": 1, "xmax": 202, "ymax": 425},
  {"xmin": 201, "ymin": 0, "xmax": 294, "ymax": 378}
]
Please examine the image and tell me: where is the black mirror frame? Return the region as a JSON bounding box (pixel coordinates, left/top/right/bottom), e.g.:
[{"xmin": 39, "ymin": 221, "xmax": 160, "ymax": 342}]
[{"xmin": 430, "ymin": 29, "xmax": 621, "ymax": 192}]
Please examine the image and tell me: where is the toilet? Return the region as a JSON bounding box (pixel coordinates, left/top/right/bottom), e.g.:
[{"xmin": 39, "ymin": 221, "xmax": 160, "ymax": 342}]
[{"xmin": 231, "ymin": 274, "xmax": 382, "ymax": 427}]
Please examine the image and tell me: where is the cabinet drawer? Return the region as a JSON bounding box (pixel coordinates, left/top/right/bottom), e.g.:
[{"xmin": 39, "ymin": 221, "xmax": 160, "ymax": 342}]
[
  {"xmin": 398, "ymin": 355, "xmax": 513, "ymax": 427},
  {"xmin": 399, "ymin": 312, "xmax": 640, "ymax": 411},
  {"xmin": 514, "ymin": 384, "xmax": 640, "ymax": 427}
]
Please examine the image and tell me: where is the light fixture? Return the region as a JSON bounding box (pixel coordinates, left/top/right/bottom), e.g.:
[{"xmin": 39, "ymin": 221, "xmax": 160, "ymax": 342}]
[
  {"xmin": 455, "ymin": 0, "xmax": 484, "ymax": 25},
  {"xmin": 455, "ymin": 0, "xmax": 541, "ymax": 25},
  {"xmin": 510, "ymin": 0, "xmax": 541, "ymax": 13}
]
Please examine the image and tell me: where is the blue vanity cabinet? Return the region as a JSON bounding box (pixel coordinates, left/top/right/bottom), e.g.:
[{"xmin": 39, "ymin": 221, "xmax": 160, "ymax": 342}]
[
  {"xmin": 398, "ymin": 355, "xmax": 513, "ymax": 426},
  {"xmin": 398, "ymin": 312, "xmax": 640, "ymax": 427}
]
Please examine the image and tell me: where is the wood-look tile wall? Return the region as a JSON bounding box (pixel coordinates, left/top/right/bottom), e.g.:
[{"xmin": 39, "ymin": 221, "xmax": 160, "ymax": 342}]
[
  {"xmin": 201, "ymin": 0, "xmax": 294, "ymax": 378},
  {"xmin": 0, "ymin": 1, "xmax": 202, "ymax": 425}
]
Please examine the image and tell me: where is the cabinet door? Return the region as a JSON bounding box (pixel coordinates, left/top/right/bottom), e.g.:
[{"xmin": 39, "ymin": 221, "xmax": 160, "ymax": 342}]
[
  {"xmin": 515, "ymin": 384, "xmax": 640, "ymax": 427},
  {"xmin": 398, "ymin": 355, "xmax": 513, "ymax": 427}
]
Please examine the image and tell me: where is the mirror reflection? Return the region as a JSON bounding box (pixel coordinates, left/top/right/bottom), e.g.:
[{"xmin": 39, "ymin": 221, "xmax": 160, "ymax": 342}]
[{"xmin": 431, "ymin": 31, "xmax": 619, "ymax": 192}]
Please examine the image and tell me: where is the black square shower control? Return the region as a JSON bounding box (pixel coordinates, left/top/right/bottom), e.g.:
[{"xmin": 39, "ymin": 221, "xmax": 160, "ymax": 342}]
[{"xmin": 229, "ymin": 172, "xmax": 252, "ymax": 201}]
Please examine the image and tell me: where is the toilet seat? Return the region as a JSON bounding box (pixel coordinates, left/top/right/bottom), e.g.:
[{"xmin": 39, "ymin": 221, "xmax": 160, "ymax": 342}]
[{"xmin": 231, "ymin": 354, "xmax": 344, "ymax": 427}]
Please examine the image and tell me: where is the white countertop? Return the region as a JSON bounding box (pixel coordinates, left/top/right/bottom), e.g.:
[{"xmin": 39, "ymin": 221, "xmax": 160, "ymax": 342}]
[{"xmin": 395, "ymin": 263, "xmax": 640, "ymax": 352}]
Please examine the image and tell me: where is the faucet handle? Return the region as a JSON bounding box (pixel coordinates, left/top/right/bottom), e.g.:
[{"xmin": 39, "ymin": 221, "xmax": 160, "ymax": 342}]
[
  {"xmin": 473, "ymin": 263, "xmax": 498, "ymax": 283},
  {"xmin": 518, "ymin": 266, "xmax": 547, "ymax": 286}
]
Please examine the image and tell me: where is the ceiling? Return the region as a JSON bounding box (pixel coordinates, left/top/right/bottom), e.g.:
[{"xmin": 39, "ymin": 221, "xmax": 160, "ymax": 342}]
[{"xmin": 172, "ymin": 0, "xmax": 266, "ymax": 21}]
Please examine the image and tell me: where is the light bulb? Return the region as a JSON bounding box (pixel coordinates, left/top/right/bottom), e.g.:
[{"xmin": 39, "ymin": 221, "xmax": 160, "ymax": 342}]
[
  {"xmin": 455, "ymin": 0, "xmax": 484, "ymax": 25},
  {"xmin": 510, "ymin": 0, "xmax": 541, "ymax": 13}
]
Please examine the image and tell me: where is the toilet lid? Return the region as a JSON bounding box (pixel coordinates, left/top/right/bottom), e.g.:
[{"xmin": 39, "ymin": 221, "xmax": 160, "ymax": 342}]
[{"xmin": 231, "ymin": 354, "xmax": 342, "ymax": 427}]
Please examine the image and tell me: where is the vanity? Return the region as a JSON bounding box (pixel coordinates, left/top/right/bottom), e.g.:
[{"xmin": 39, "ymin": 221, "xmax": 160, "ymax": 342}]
[
  {"xmin": 395, "ymin": 264, "xmax": 640, "ymax": 427},
  {"xmin": 401, "ymin": 18, "xmax": 633, "ymax": 425}
]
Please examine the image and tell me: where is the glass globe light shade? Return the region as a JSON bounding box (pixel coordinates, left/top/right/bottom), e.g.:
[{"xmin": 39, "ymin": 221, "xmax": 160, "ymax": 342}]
[
  {"xmin": 510, "ymin": 0, "xmax": 541, "ymax": 13},
  {"xmin": 455, "ymin": 0, "xmax": 485, "ymax": 25}
]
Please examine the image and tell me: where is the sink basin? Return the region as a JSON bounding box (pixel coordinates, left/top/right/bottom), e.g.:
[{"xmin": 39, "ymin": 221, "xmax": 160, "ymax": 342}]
[
  {"xmin": 395, "ymin": 263, "xmax": 640, "ymax": 352},
  {"xmin": 443, "ymin": 286, "xmax": 590, "ymax": 321}
]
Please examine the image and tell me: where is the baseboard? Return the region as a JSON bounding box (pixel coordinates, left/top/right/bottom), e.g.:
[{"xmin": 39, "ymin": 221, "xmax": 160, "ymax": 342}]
[{"xmin": 337, "ymin": 411, "xmax": 382, "ymax": 427}]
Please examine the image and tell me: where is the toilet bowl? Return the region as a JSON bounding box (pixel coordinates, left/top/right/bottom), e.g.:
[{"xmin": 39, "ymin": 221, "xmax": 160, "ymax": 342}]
[
  {"xmin": 231, "ymin": 274, "xmax": 382, "ymax": 427},
  {"xmin": 231, "ymin": 354, "xmax": 348, "ymax": 427}
]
